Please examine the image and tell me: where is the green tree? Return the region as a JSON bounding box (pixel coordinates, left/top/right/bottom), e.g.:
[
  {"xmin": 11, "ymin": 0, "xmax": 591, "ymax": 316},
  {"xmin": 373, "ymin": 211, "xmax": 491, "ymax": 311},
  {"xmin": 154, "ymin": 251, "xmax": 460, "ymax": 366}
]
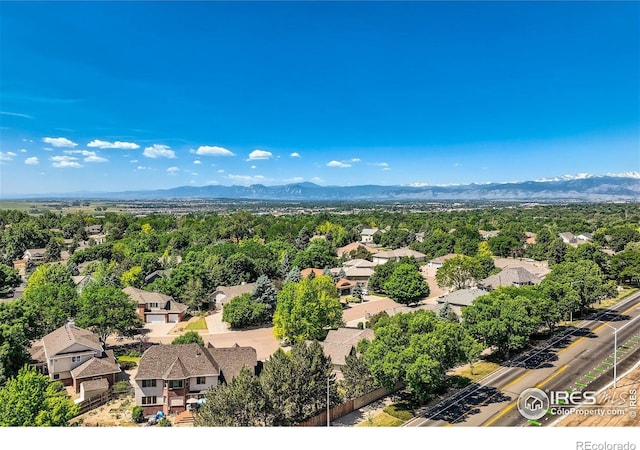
[
  {"xmin": 181, "ymin": 277, "xmax": 208, "ymax": 312},
  {"xmin": 44, "ymin": 237, "xmax": 62, "ymax": 262},
  {"xmin": 195, "ymin": 367, "xmax": 267, "ymax": 426},
  {"xmin": 284, "ymin": 266, "xmax": 301, "ymax": 283},
  {"xmin": 610, "ymin": 250, "xmax": 640, "ymax": 286},
  {"xmin": 252, "ymin": 275, "xmax": 278, "ymax": 311},
  {"xmin": 0, "ymin": 365, "xmax": 78, "ymax": 426},
  {"xmin": 0, "ymin": 263, "xmax": 21, "ymax": 292},
  {"xmin": 273, "ymin": 276, "xmax": 343, "ymax": 343},
  {"xmin": 341, "ymin": 352, "xmax": 380, "ymax": 399},
  {"xmin": 120, "ymin": 265, "xmax": 144, "ymax": 288},
  {"xmin": 171, "ymin": 331, "xmax": 204, "ymax": 345},
  {"xmin": 75, "ymin": 284, "xmax": 143, "ymax": 341},
  {"xmin": 222, "ymin": 293, "xmax": 270, "ymax": 328},
  {"xmin": 435, "ymin": 255, "xmax": 480, "ymax": 290},
  {"xmin": 384, "ymin": 263, "xmax": 430, "ymax": 305}
]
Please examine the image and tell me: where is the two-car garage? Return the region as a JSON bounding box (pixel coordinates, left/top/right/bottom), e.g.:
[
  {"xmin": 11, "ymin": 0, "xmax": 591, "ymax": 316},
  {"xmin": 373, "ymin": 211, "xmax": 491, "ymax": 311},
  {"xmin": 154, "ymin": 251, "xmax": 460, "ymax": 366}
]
[{"xmin": 145, "ymin": 313, "xmax": 181, "ymax": 323}]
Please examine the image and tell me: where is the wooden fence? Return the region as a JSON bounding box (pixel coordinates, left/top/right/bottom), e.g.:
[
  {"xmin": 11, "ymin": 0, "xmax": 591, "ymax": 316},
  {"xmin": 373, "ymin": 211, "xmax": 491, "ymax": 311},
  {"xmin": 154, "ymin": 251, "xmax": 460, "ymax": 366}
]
[
  {"xmin": 297, "ymin": 385, "xmax": 394, "ymax": 427},
  {"xmin": 76, "ymin": 386, "xmax": 133, "ymax": 416}
]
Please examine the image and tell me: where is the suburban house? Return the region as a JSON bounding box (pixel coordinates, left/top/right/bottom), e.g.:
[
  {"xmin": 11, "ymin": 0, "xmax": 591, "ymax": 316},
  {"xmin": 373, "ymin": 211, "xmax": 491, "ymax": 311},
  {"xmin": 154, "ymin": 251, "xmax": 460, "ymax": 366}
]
[
  {"xmin": 331, "ymin": 260, "xmax": 375, "ymax": 288},
  {"xmin": 337, "ymin": 242, "xmax": 377, "ymax": 259},
  {"xmin": 479, "ymin": 267, "xmax": 541, "ymax": 290},
  {"xmin": 123, "ymin": 286, "xmax": 189, "ymax": 323},
  {"xmin": 211, "ymin": 282, "xmax": 256, "ymax": 309},
  {"xmin": 428, "ymin": 253, "xmax": 458, "ymax": 269},
  {"xmin": 436, "ymin": 288, "xmax": 486, "ymax": 309},
  {"xmin": 133, "ymin": 343, "xmax": 257, "ymax": 416},
  {"xmin": 85, "ymin": 224, "xmax": 103, "ymax": 235},
  {"xmin": 89, "ymin": 234, "xmax": 107, "ymax": 245},
  {"xmin": 28, "ymin": 323, "xmax": 121, "ymax": 396},
  {"xmin": 72, "ymin": 274, "xmax": 93, "ymax": 293},
  {"xmin": 23, "ymin": 248, "xmax": 46, "ymax": 263},
  {"xmin": 372, "ymin": 247, "xmax": 426, "ymax": 264},
  {"xmin": 360, "ymin": 228, "xmax": 379, "ymax": 244},
  {"xmin": 144, "ymin": 269, "xmax": 172, "ymax": 284},
  {"xmin": 479, "ymin": 229, "xmax": 500, "ymax": 240},
  {"xmin": 335, "ymin": 278, "xmax": 357, "ymax": 296},
  {"xmin": 577, "ymin": 232, "xmax": 593, "ymax": 243},
  {"xmin": 559, "ymin": 232, "xmax": 577, "ymax": 244},
  {"xmin": 318, "ymin": 328, "xmax": 375, "ymax": 373}
]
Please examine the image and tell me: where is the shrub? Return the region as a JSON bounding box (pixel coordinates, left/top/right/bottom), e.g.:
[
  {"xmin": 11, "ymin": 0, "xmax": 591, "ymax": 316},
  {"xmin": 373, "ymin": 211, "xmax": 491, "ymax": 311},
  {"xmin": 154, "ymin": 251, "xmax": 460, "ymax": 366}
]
[
  {"xmin": 118, "ymin": 360, "xmax": 137, "ymax": 370},
  {"xmin": 113, "ymin": 381, "xmax": 132, "ymax": 392},
  {"xmin": 157, "ymin": 417, "xmax": 172, "ymax": 427},
  {"xmin": 345, "ymin": 296, "xmax": 361, "ymax": 303},
  {"xmin": 383, "ymin": 403, "xmax": 413, "ymax": 421},
  {"xmin": 131, "ymin": 406, "xmax": 145, "ymax": 423},
  {"xmin": 127, "ymin": 350, "xmax": 142, "ymax": 357}
]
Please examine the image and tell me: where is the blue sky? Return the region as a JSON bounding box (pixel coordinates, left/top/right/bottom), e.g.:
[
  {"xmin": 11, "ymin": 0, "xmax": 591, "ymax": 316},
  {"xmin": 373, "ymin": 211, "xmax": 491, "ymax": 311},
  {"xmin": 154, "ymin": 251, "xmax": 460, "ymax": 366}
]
[{"xmin": 1, "ymin": 1, "xmax": 638, "ymax": 196}]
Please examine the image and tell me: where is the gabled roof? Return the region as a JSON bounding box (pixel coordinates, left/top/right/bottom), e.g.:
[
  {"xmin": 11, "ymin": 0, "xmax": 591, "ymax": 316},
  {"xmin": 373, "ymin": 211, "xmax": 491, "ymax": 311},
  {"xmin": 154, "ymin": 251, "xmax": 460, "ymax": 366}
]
[
  {"xmin": 213, "ymin": 283, "xmax": 256, "ymax": 299},
  {"xmin": 300, "ymin": 268, "xmax": 326, "ymax": 278},
  {"xmin": 41, "ymin": 323, "xmax": 103, "ymax": 358},
  {"xmin": 430, "ymin": 253, "xmax": 458, "ymax": 264},
  {"xmin": 373, "ymin": 247, "xmax": 426, "ymax": 260},
  {"xmin": 207, "ymin": 344, "xmax": 257, "ymax": 382},
  {"xmin": 343, "ymin": 259, "xmax": 376, "ymax": 268},
  {"xmin": 79, "ymin": 378, "xmax": 109, "ymax": 393},
  {"xmin": 335, "ymin": 278, "xmax": 357, "ymax": 288},
  {"xmin": 319, "ymin": 328, "xmax": 375, "ymax": 366},
  {"xmin": 123, "ymin": 286, "xmax": 188, "ymax": 313},
  {"xmin": 559, "ymin": 232, "xmax": 576, "ymax": 242},
  {"xmin": 72, "ymin": 274, "xmax": 92, "ymax": 286},
  {"xmin": 360, "ymin": 228, "xmax": 378, "ymax": 236},
  {"xmin": 480, "ymin": 267, "xmax": 541, "ymax": 289},
  {"xmin": 135, "ymin": 344, "xmax": 219, "ymax": 380},
  {"xmin": 337, "ymin": 242, "xmax": 377, "ymax": 256},
  {"xmin": 71, "ymin": 350, "xmax": 121, "ymax": 379}
]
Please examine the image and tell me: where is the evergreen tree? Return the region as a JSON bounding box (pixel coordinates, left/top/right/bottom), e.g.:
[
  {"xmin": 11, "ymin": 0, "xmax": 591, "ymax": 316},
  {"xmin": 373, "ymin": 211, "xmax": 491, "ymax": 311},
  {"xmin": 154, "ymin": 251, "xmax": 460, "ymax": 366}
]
[{"xmin": 284, "ymin": 266, "xmax": 301, "ymax": 283}]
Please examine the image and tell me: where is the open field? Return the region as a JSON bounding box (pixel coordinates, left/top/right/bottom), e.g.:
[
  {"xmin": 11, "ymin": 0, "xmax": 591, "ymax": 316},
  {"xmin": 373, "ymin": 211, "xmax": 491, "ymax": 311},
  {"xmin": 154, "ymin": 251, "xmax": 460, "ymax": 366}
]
[{"xmin": 0, "ymin": 200, "xmax": 126, "ymax": 214}]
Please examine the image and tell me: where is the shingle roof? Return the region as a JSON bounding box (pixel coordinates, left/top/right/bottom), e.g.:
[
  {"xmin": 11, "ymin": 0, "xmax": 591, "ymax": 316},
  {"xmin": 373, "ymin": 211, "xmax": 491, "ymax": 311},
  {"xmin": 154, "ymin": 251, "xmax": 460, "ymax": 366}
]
[
  {"xmin": 480, "ymin": 267, "xmax": 541, "ymax": 289},
  {"xmin": 79, "ymin": 378, "xmax": 109, "ymax": 393},
  {"xmin": 134, "ymin": 344, "xmax": 219, "ymax": 380},
  {"xmin": 319, "ymin": 328, "xmax": 375, "ymax": 366},
  {"xmin": 436, "ymin": 288, "xmax": 487, "ymax": 307},
  {"xmin": 360, "ymin": 228, "xmax": 378, "ymax": 236},
  {"xmin": 300, "ymin": 268, "xmax": 326, "ymax": 278},
  {"xmin": 207, "ymin": 344, "xmax": 257, "ymax": 382},
  {"xmin": 71, "ymin": 350, "xmax": 121, "ymax": 379},
  {"xmin": 214, "ymin": 283, "xmax": 256, "ymax": 300},
  {"xmin": 123, "ymin": 286, "xmax": 188, "ymax": 313},
  {"xmin": 41, "ymin": 323, "xmax": 103, "ymax": 358},
  {"xmin": 373, "ymin": 247, "xmax": 426, "ymax": 260},
  {"xmin": 430, "ymin": 253, "xmax": 458, "ymax": 264},
  {"xmin": 343, "ymin": 259, "xmax": 377, "ymax": 268},
  {"xmin": 318, "ymin": 342, "xmax": 355, "ymax": 366}
]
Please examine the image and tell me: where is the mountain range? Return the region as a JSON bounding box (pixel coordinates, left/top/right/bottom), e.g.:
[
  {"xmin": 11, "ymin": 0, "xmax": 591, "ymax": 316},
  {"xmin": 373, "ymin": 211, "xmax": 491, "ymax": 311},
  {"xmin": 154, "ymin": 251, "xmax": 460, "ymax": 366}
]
[{"xmin": 5, "ymin": 174, "xmax": 640, "ymax": 202}]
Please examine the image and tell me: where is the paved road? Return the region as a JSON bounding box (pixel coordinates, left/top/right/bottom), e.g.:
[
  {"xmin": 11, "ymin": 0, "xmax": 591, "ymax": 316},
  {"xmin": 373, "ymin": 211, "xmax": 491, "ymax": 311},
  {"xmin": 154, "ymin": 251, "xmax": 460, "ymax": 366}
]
[{"xmin": 404, "ymin": 291, "xmax": 640, "ymax": 427}]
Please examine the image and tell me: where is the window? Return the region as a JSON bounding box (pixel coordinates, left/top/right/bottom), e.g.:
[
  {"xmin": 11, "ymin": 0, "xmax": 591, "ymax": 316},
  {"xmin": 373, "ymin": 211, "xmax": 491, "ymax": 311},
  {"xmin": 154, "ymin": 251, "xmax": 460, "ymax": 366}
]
[
  {"xmin": 53, "ymin": 373, "xmax": 60, "ymax": 380},
  {"xmin": 142, "ymin": 379, "xmax": 157, "ymax": 388},
  {"xmin": 149, "ymin": 302, "xmax": 159, "ymax": 309},
  {"xmin": 141, "ymin": 396, "xmax": 157, "ymax": 405},
  {"xmin": 71, "ymin": 356, "xmax": 81, "ymax": 363},
  {"xmin": 196, "ymin": 377, "xmax": 206, "ymax": 385},
  {"xmin": 169, "ymin": 380, "xmax": 183, "ymax": 389}
]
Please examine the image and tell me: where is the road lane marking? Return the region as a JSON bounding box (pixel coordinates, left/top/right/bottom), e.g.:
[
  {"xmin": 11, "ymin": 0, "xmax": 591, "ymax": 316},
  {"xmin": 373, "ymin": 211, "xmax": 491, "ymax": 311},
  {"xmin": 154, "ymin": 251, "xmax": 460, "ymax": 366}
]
[{"xmin": 535, "ymin": 365, "xmax": 568, "ymax": 388}]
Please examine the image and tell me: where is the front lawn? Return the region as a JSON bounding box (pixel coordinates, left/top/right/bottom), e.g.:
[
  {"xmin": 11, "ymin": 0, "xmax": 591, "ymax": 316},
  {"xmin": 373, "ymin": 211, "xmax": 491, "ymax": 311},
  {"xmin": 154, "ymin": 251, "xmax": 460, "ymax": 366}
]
[
  {"xmin": 356, "ymin": 411, "xmax": 404, "ymax": 427},
  {"xmin": 185, "ymin": 317, "xmax": 208, "ymax": 331}
]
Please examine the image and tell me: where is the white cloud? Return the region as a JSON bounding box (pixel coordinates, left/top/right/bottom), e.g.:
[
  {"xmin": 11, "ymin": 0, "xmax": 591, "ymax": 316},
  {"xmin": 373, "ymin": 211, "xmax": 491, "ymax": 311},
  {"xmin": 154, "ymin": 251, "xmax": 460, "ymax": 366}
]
[
  {"xmin": 250, "ymin": 165, "xmax": 257, "ymax": 169},
  {"xmin": 130, "ymin": 159, "xmax": 139, "ymax": 163},
  {"xmin": 369, "ymin": 162, "xmax": 389, "ymax": 167},
  {"xmin": 195, "ymin": 146, "xmax": 235, "ymax": 157},
  {"xmin": 25, "ymin": 156, "xmax": 39, "ymax": 165},
  {"xmin": 20, "ymin": 149, "xmax": 27, "ymax": 153},
  {"xmin": 193, "ymin": 160, "xmax": 201, "ymax": 165},
  {"xmin": 42, "ymin": 137, "xmax": 77, "ymax": 148},
  {"xmin": 382, "ymin": 167, "xmax": 392, "ymax": 171},
  {"xmin": 167, "ymin": 166, "xmax": 180, "ymax": 175},
  {"xmin": 1, "ymin": 111, "xmax": 33, "ymax": 119},
  {"xmin": 311, "ymin": 177, "xmax": 323, "ymax": 183},
  {"xmin": 409, "ymin": 182, "xmax": 429, "ymax": 187},
  {"xmin": 22, "ymin": 139, "xmax": 34, "ymax": 143},
  {"xmin": 327, "ymin": 160, "xmax": 351, "ymax": 168},
  {"xmin": 217, "ymin": 169, "xmax": 225, "ymax": 173},
  {"xmin": 136, "ymin": 166, "xmax": 152, "ymax": 170},
  {"xmin": 87, "ymin": 139, "xmax": 140, "ymax": 150},
  {"xmin": 50, "ymin": 155, "xmax": 82, "ymax": 168},
  {"xmin": 351, "ymin": 158, "xmax": 361, "ymax": 163},
  {"xmin": 143, "ymin": 144, "xmax": 176, "ymax": 159},
  {"xmin": 0, "ymin": 151, "xmax": 16, "ymax": 161},
  {"xmin": 248, "ymin": 149, "xmax": 272, "ymax": 160},
  {"xmin": 191, "ymin": 172, "xmax": 198, "ymax": 176},
  {"xmin": 228, "ymin": 174, "xmax": 265, "ymax": 185},
  {"xmin": 84, "ymin": 155, "xmax": 108, "ymax": 163},
  {"xmin": 290, "ymin": 152, "xmax": 301, "ymax": 158}
]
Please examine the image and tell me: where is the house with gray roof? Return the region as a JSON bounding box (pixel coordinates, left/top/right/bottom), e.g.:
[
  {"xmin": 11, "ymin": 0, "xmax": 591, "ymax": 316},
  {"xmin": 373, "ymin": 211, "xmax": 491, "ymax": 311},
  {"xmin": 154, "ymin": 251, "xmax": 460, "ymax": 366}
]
[
  {"xmin": 134, "ymin": 343, "xmax": 257, "ymax": 416},
  {"xmin": 318, "ymin": 328, "xmax": 375, "ymax": 371},
  {"xmin": 479, "ymin": 267, "xmax": 541, "ymax": 290},
  {"xmin": 212, "ymin": 282, "xmax": 257, "ymax": 309},
  {"xmin": 28, "ymin": 322, "xmax": 121, "ymax": 395},
  {"xmin": 123, "ymin": 286, "xmax": 188, "ymax": 323},
  {"xmin": 372, "ymin": 247, "xmax": 426, "ymax": 264},
  {"xmin": 436, "ymin": 288, "xmax": 487, "ymax": 308},
  {"xmin": 360, "ymin": 228, "xmax": 379, "ymax": 243},
  {"xmin": 559, "ymin": 232, "xmax": 577, "ymax": 244}
]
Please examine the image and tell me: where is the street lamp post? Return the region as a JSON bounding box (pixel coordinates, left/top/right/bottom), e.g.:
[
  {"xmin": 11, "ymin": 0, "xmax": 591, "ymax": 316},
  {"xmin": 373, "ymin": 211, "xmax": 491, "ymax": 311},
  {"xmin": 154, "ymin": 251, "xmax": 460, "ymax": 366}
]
[
  {"xmin": 599, "ymin": 321, "xmax": 618, "ymax": 388},
  {"xmin": 327, "ymin": 374, "xmax": 330, "ymax": 427}
]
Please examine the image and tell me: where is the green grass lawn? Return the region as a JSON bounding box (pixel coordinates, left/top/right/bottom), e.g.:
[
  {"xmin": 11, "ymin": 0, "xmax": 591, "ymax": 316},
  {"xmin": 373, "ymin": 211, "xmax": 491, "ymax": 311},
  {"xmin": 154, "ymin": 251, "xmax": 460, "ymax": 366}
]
[
  {"xmin": 185, "ymin": 317, "xmax": 208, "ymax": 331},
  {"xmin": 356, "ymin": 411, "xmax": 404, "ymax": 427},
  {"xmin": 594, "ymin": 286, "xmax": 639, "ymax": 310},
  {"xmin": 448, "ymin": 361, "xmax": 501, "ymax": 389}
]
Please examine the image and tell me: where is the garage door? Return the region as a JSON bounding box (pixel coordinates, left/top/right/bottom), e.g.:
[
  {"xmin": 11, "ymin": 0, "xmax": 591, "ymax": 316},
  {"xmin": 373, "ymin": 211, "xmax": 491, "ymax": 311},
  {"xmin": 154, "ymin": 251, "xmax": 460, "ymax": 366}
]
[
  {"xmin": 168, "ymin": 314, "xmax": 179, "ymax": 323},
  {"xmin": 146, "ymin": 314, "xmax": 165, "ymax": 323}
]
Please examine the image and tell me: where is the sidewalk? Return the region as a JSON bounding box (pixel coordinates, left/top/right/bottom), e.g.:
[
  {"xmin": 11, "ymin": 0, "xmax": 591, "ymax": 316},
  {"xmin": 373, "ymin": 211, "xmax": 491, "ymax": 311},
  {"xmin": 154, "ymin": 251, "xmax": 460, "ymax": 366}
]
[{"xmin": 330, "ymin": 397, "xmax": 396, "ymax": 427}]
